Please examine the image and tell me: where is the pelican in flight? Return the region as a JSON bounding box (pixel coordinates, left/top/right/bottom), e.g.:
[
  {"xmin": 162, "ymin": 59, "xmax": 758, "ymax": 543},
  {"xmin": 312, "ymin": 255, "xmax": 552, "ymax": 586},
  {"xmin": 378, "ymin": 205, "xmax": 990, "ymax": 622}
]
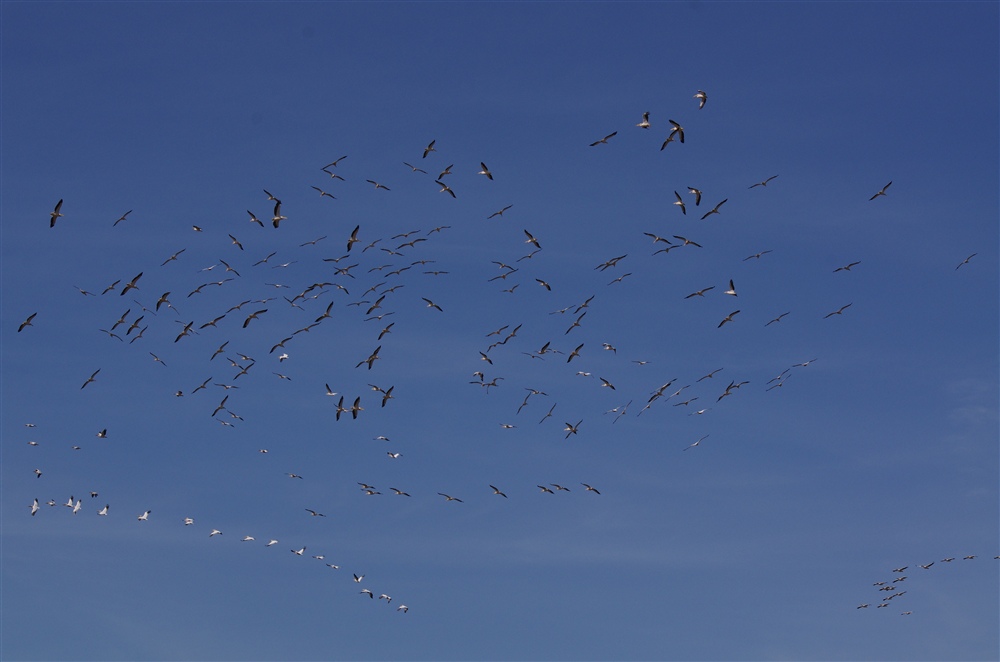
[
  {"xmin": 823, "ymin": 303, "xmax": 853, "ymax": 318},
  {"xmin": 435, "ymin": 180, "xmax": 456, "ymax": 198},
  {"xmin": 17, "ymin": 312, "xmax": 36, "ymax": 333},
  {"xmin": 694, "ymin": 90, "xmax": 708, "ymax": 109},
  {"xmin": 833, "ymin": 261, "xmax": 861, "ymax": 273},
  {"xmin": 667, "ymin": 119, "xmax": 685, "ymax": 143},
  {"xmin": 673, "ymin": 191, "xmax": 686, "ymax": 215},
  {"xmin": 683, "ymin": 434, "xmax": 709, "ymax": 451},
  {"xmin": 120, "ymin": 272, "xmax": 143, "ymax": 297},
  {"xmin": 685, "ymin": 286, "xmax": 714, "ymax": 299},
  {"xmin": 589, "ymin": 131, "xmax": 617, "ymax": 147},
  {"xmin": 869, "ymin": 181, "xmax": 892, "ymax": 200},
  {"xmin": 487, "ymin": 205, "xmax": 513, "ymax": 219},
  {"xmin": 717, "ymin": 310, "xmax": 740, "ymax": 328},
  {"xmin": 636, "ymin": 111, "xmax": 650, "ymax": 129},
  {"xmin": 80, "ymin": 369, "xmax": 101, "ymax": 389},
  {"xmin": 523, "ymin": 229, "xmax": 541, "ymax": 249},
  {"xmin": 49, "ymin": 199, "xmax": 65, "ymax": 227},
  {"xmin": 749, "ymin": 175, "xmax": 778, "ymax": 189},
  {"xmin": 955, "ymin": 253, "xmax": 977, "ymax": 270},
  {"xmin": 271, "ymin": 201, "xmax": 286, "ymax": 227},
  {"xmin": 765, "ymin": 312, "xmax": 790, "ymax": 326},
  {"xmin": 700, "ymin": 199, "xmax": 727, "ymax": 220}
]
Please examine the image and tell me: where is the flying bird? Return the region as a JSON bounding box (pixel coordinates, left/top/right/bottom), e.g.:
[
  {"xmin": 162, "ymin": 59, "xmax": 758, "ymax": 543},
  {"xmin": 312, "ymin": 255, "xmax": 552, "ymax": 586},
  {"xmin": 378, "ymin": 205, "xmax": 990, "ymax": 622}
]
[
  {"xmin": 749, "ymin": 175, "xmax": 778, "ymax": 189},
  {"xmin": 112, "ymin": 210, "xmax": 133, "ymax": 226},
  {"xmin": 477, "ymin": 162, "xmax": 493, "ymax": 180},
  {"xmin": 49, "ymin": 199, "xmax": 64, "ymax": 227},
  {"xmin": 955, "ymin": 253, "xmax": 977, "ymax": 270},
  {"xmin": 271, "ymin": 201, "xmax": 286, "ymax": 228},
  {"xmin": 435, "ymin": 180, "xmax": 456, "ymax": 198},
  {"xmin": 17, "ymin": 312, "xmax": 36, "ymax": 333},
  {"xmin": 243, "ymin": 309, "xmax": 268, "ymax": 328},
  {"xmin": 422, "ymin": 140, "xmax": 436, "ymax": 158},
  {"xmin": 718, "ymin": 310, "xmax": 741, "ymax": 328},
  {"xmin": 685, "ymin": 287, "xmax": 714, "ymax": 299},
  {"xmin": 869, "ymin": 181, "xmax": 892, "ymax": 200},
  {"xmin": 765, "ymin": 312, "xmax": 790, "ymax": 326},
  {"xmin": 523, "ymin": 230, "xmax": 541, "ymax": 249},
  {"xmin": 833, "ymin": 261, "xmax": 861, "ymax": 273},
  {"xmin": 667, "ymin": 119, "xmax": 685, "ymax": 143},
  {"xmin": 636, "ymin": 111, "xmax": 650, "ymax": 129},
  {"xmin": 694, "ymin": 90, "xmax": 708, "ymax": 109},
  {"xmin": 683, "ymin": 434, "xmax": 709, "ymax": 451},
  {"xmin": 700, "ymin": 199, "xmax": 727, "ymax": 220},
  {"xmin": 120, "ymin": 272, "xmax": 143, "ymax": 296},
  {"xmin": 80, "ymin": 369, "xmax": 101, "ymax": 389},
  {"xmin": 324, "ymin": 155, "xmax": 348, "ymax": 169},
  {"xmin": 566, "ymin": 343, "xmax": 584, "ymax": 363},
  {"xmin": 487, "ymin": 205, "xmax": 513, "ymax": 219},
  {"xmin": 673, "ymin": 191, "xmax": 686, "ymax": 215},
  {"xmin": 589, "ymin": 131, "xmax": 617, "ymax": 147},
  {"xmin": 823, "ymin": 303, "xmax": 853, "ymax": 318}
]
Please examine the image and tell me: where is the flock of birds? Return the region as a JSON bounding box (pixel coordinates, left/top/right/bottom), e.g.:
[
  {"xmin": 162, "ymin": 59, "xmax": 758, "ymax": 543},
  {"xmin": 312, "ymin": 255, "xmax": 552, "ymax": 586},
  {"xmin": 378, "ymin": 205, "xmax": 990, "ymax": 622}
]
[
  {"xmin": 16, "ymin": 89, "xmax": 988, "ymax": 616},
  {"xmin": 858, "ymin": 555, "xmax": 999, "ymax": 615}
]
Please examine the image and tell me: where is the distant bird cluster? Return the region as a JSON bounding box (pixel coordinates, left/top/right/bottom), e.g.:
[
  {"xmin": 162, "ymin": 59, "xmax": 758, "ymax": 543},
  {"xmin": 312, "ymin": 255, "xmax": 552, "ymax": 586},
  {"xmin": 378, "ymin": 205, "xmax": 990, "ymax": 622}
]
[
  {"xmin": 18, "ymin": 88, "xmax": 985, "ymax": 617},
  {"xmin": 857, "ymin": 555, "xmax": 998, "ymax": 614}
]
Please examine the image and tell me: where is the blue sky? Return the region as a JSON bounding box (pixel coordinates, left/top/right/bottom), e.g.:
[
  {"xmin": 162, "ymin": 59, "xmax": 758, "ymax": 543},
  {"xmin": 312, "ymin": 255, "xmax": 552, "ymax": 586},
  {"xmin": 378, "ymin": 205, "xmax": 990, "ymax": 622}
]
[{"xmin": 2, "ymin": 2, "xmax": 997, "ymax": 661}]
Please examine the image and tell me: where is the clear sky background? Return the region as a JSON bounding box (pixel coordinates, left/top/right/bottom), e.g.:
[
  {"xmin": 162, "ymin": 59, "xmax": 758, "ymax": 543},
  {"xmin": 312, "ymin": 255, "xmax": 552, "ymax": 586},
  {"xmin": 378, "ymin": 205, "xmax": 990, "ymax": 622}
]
[{"xmin": 2, "ymin": 3, "xmax": 997, "ymax": 661}]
